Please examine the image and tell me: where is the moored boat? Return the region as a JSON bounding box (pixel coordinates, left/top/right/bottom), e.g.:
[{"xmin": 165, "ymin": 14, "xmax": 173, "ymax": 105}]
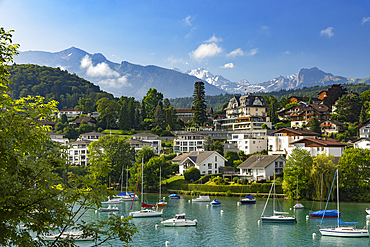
[
  {"xmin": 101, "ymin": 197, "xmax": 123, "ymax": 204},
  {"xmin": 161, "ymin": 213, "xmax": 197, "ymax": 227},
  {"xmin": 240, "ymin": 195, "xmax": 256, "ymax": 204},
  {"xmin": 168, "ymin": 194, "xmax": 180, "ymax": 199},
  {"xmin": 319, "ymin": 169, "xmax": 369, "ymax": 237},
  {"xmin": 310, "ymin": 209, "xmax": 340, "ymax": 218},
  {"xmin": 40, "ymin": 231, "xmax": 93, "ymax": 241},
  {"xmin": 192, "ymin": 195, "xmax": 210, "ymax": 202},
  {"xmin": 99, "ymin": 205, "xmax": 119, "ymax": 212},
  {"xmin": 210, "ymin": 199, "xmax": 221, "ymax": 207}
]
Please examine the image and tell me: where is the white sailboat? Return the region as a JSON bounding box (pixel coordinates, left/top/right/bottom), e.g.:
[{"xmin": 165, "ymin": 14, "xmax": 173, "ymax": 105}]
[
  {"xmin": 157, "ymin": 166, "xmax": 167, "ymax": 207},
  {"xmin": 115, "ymin": 165, "xmax": 138, "ymax": 201},
  {"xmin": 129, "ymin": 159, "xmax": 163, "ymax": 218},
  {"xmin": 293, "ymin": 176, "xmax": 304, "ymax": 209},
  {"xmin": 161, "ymin": 213, "xmax": 198, "ymax": 227},
  {"xmin": 192, "ymin": 178, "xmax": 210, "ymax": 202},
  {"xmin": 319, "ymin": 169, "xmax": 369, "ymax": 237},
  {"xmin": 261, "ymin": 173, "xmax": 297, "ymax": 223}
]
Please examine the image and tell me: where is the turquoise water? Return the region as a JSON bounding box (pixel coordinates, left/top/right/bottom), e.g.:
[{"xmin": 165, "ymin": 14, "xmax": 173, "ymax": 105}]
[{"xmin": 78, "ymin": 194, "xmax": 370, "ymax": 247}]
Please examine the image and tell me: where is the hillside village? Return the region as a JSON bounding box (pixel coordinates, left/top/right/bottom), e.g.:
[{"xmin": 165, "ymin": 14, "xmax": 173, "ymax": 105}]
[{"xmin": 44, "ymin": 83, "xmax": 370, "ymax": 190}]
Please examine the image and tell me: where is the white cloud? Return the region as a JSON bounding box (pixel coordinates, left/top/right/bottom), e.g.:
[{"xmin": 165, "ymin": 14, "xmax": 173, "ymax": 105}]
[
  {"xmin": 247, "ymin": 48, "xmax": 259, "ymax": 56},
  {"xmin": 227, "ymin": 48, "xmax": 244, "ymax": 57},
  {"xmin": 320, "ymin": 27, "xmax": 334, "ymax": 37},
  {"xmin": 362, "ymin": 17, "xmax": 370, "ymax": 25},
  {"xmin": 262, "ymin": 26, "xmax": 269, "ymax": 31},
  {"xmin": 284, "ymin": 51, "xmax": 291, "ymax": 55},
  {"xmin": 206, "ymin": 34, "xmax": 222, "ymax": 43},
  {"xmin": 80, "ymin": 55, "xmax": 92, "ymax": 68},
  {"xmin": 220, "ymin": 63, "xmax": 234, "ymax": 69},
  {"xmin": 185, "ymin": 27, "xmax": 197, "ymax": 38},
  {"xmin": 183, "ymin": 15, "xmax": 193, "ymax": 26},
  {"xmin": 166, "ymin": 56, "xmax": 188, "ymax": 65},
  {"xmin": 190, "ymin": 43, "xmax": 222, "ymax": 60},
  {"xmin": 80, "ymin": 55, "xmax": 119, "ymax": 77}
]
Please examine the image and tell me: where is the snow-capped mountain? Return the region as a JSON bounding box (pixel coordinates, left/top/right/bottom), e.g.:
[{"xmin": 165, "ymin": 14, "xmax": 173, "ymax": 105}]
[{"xmin": 186, "ymin": 68, "xmax": 250, "ymax": 94}]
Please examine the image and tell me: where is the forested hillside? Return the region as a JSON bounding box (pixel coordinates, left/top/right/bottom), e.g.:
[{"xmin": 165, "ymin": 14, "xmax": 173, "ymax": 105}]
[{"xmin": 7, "ymin": 64, "xmax": 115, "ymax": 109}]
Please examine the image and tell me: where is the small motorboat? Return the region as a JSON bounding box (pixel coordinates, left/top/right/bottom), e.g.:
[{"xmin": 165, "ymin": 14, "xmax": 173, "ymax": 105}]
[
  {"xmin": 99, "ymin": 205, "xmax": 119, "ymax": 212},
  {"xmin": 366, "ymin": 208, "xmax": 370, "ymax": 215},
  {"xmin": 156, "ymin": 197, "xmax": 167, "ymax": 207},
  {"xmin": 192, "ymin": 195, "xmax": 210, "ymax": 202},
  {"xmin": 210, "ymin": 199, "xmax": 221, "ymax": 207},
  {"xmin": 168, "ymin": 194, "xmax": 180, "ymax": 199},
  {"xmin": 294, "ymin": 202, "xmax": 304, "ymax": 209},
  {"xmin": 240, "ymin": 195, "xmax": 256, "ymax": 204},
  {"xmin": 101, "ymin": 196, "xmax": 123, "ymax": 204},
  {"xmin": 40, "ymin": 231, "xmax": 93, "ymax": 241},
  {"xmin": 129, "ymin": 209, "xmax": 163, "ymax": 218},
  {"xmin": 161, "ymin": 213, "xmax": 197, "ymax": 227}
]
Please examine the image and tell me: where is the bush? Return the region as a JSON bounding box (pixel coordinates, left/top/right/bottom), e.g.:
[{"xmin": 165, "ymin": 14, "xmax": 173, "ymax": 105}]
[
  {"xmin": 184, "ymin": 167, "xmax": 200, "ymax": 182},
  {"xmin": 233, "ymin": 177, "xmax": 239, "ymax": 183}
]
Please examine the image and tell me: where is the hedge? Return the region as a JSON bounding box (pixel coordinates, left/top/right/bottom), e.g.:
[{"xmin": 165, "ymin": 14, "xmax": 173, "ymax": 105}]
[{"xmin": 186, "ymin": 183, "xmax": 282, "ymax": 194}]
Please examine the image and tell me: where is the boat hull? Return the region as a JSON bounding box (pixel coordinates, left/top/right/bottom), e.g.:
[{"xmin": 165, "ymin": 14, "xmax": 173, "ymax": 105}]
[
  {"xmin": 320, "ymin": 228, "xmax": 369, "ymax": 237},
  {"xmin": 129, "ymin": 210, "xmax": 163, "ymax": 218},
  {"xmin": 240, "ymin": 200, "xmax": 256, "ymax": 204},
  {"xmin": 161, "ymin": 220, "xmax": 197, "ymax": 227},
  {"xmin": 310, "ymin": 210, "xmax": 340, "ymax": 218},
  {"xmin": 40, "ymin": 231, "xmax": 94, "ymax": 241},
  {"xmin": 156, "ymin": 202, "xmax": 167, "ymax": 207},
  {"xmin": 294, "ymin": 203, "xmax": 304, "ymax": 209},
  {"xmin": 261, "ymin": 216, "xmax": 297, "ymax": 223}
]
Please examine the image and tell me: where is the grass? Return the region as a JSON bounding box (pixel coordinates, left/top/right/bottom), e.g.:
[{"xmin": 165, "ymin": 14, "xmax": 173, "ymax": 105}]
[{"xmin": 162, "ymin": 176, "xmax": 189, "ymax": 190}]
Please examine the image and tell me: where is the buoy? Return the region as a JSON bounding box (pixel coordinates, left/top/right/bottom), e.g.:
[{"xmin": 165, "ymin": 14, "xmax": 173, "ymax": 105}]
[
  {"xmin": 220, "ymin": 210, "xmax": 224, "ymax": 214},
  {"xmin": 290, "ymin": 208, "xmax": 292, "ymax": 210},
  {"xmin": 237, "ymin": 202, "xmax": 240, "ymax": 206},
  {"xmin": 165, "ymin": 240, "xmax": 170, "ymax": 247},
  {"xmin": 121, "ymin": 215, "xmax": 124, "ymax": 219},
  {"xmin": 306, "ymin": 215, "xmax": 309, "ymax": 219},
  {"xmin": 155, "ymin": 224, "xmax": 159, "ymax": 228},
  {"xmin": 206, "ymin": 204, "xmax": 209, "ymax": 207},
  {"xmin": 258, "ymin": 220, "xmax": 261, "ymax": 224},
  {"xmin": 312, "ymin": 233, "xmax": 316, "ymax": 238},
  {"xmin": 188, "ymin": 200, "xmax": 191, "ymax": 203},
  {"xmin": 95, "ymin": 210, "xmax": 97, "ymax": 214}
]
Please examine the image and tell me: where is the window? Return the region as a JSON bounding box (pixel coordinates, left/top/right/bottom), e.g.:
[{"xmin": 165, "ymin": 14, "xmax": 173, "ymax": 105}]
[
  {"xmin": 245, "ymin": 140, "xmax": 248, "ymax": 144},
  {"xmin": 208, "ymin": 170, "xmax": 212, "ymax": 174},
  {"xmin": 215, "ymin": 163, "xmax": 217, "ymax": 169},
  {"xmin": 208, "ymin": 163, "xmax": 212, "ymax": 169},
  {"xmin": 215, "ymin": 156, "xmax": 217, "ymax": 162},
  {"xmin": 74, "ymin": 150, "xmax": 78, "ymax": 155}
]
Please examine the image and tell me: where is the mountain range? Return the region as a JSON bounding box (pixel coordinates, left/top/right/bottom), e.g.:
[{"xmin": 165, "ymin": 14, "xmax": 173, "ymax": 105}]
[{"xmin": 14, "ymin": 47, "xmax": 370, "ymax": 99}]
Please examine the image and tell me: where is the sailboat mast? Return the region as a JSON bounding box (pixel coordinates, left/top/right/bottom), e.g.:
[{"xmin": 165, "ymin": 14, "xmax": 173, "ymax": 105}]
[
  {"xmin": 126, "ymin": 165, "xmax": 128, "ymax": 194},
  {"xmin": 296, "ymin": 176, "xmax": 298, "ymax": 202},
  {"xmin": 159, "ymin": 166, "xmax": 161, "ymax": 199},
  {"xmin": 337, "ymin": 168, "xmax": 339, "ymax": 227},
  {"xmin": 320, "ymin": 174, "xmax": 323, "ymax": 210},
  {"xmin": 273, "ymin": 172, "xmax": 276, "ymax": 216},
  {"xmin": 141, "ymin": 157, "xmax": 144, "ymax": 205}
]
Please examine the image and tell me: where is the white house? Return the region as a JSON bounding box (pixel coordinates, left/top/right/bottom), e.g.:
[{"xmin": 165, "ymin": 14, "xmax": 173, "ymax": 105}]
[
  {"xmin": 268, "ymin": 128, "xmax": 320, "ymax": 155},
  {"xmin": 228, "ymin": 133, "xmax": 267, "ymax": 154},
  {"xmin": 237, "ymin": 155, "xmax": 286, "ymax": 181},
  {"xmin": 58, "ymin": 109, "xmax": 83, "ymax": 119},
  {"xmin": 173, "ymin": 132, "xmax": 206, "ymax": 153},
  {"xmin": 126, "ymin": 139, "xmax": 158, "ymax": 154},
  {"xmin": 290, "ymin": 137, "xmax": 347, "ymax": 157},
  {"xmin": 358, "ymin": 119, "xmax": 370, "ymax": 138},
  {"xmin": 78, "ymin": 131, "xmax": 105, "ymax": 141},
  {"xmin": 48, "ymin": 132, "xmax": 69, "ymax": 145},
  {"xmin": 66, "ymin": 140, "xmax": 91, "ymax": 166},
  {"xmin": 171, "ymin": 151, "xmax": 227, "ymax": 175},
  {"xmin": 131, "ymin": 132, "xmax": 161, "ymax": 154},
  {"xmin": 353, "ymin": 138, "xmax": 370, "ymax": 149}
]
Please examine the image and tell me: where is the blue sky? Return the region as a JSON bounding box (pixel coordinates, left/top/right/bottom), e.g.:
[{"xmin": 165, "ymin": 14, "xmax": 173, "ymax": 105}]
[{"xmin": 1, "ymin": 0, "xmax": 370, "ymax": 84}]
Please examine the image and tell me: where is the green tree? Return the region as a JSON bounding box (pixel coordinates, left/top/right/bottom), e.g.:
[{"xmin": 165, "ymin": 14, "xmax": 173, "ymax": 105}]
[
  {"xmin": 309, "ymin": 117, "xmax": 322, "ymax": 135},
  {"xmin": 310, "ymin": 153, "xmax": 337, "ymax": 201},
  {"xmin": 359, "ymin": 105, "xmax": 367, "ymax": 124},
  {"xmin": 143, "ymin": 88, "xmax": 163, "ymax": 119},
  {"xmin": 153, "ymin": 104, "xmax": 164, "ymax": 128},
  {"xmin": 184, "ymin": 167, "xmax": 201, "ymax": 181},
  {"xmin": 88, "ymin": 135, "xmax": 136, "ymax": 187},
  {"xmin": 282, "ymin": 148, "xmax": 313, "ymax": 200},
  {"xmin": 323, "ymin": 84, "xmax": 347, "ymax": 108},
  {"xmin": 335, "ymin": 93, "xmax": 362, "ymax": 123},
  {"xmin": 224, "ymin": 151, "xmax": 239, "ymax": 167},
  {"xmin": 191, "ymin": 81, "xmax": 207, "ymax": 126},
  {"xmin": 339, "ymin": 148, "xmax": 370, "ymax": 201},
  {"xmin": 76, "ymin": 97, "xmax": 94, "ymax": 113},
  {"xmin": 61, "ymin": 113, "xmax": 68, "ymax": 123},
  {"xmin": 118, "ymin": 101, "xmax": 130, "ymax": 130},
  {"xmin": 0, "ymin": 28, "xmax": 137, "ymax": 246},
  {"xmin": 79, "ymin": 120, "xmax": 94, "ymax": 134},
  {"xmin": 203, "ymin": 136, "xmax": 213, "ymax": 151},
  {"xmin": 209, "ymin": 141, "xmax": 224, "ymax": 156},
  {"xmin": 96, "ymin": 98, "xmax": 120, "ymax": 129}
]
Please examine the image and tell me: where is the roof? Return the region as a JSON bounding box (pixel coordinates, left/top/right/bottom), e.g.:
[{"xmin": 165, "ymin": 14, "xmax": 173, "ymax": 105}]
[
  {"xmin": 171, "ymin": 151, "xmax": 227, "ymax": 165},
  {"xmin": 290, "ymin": 137, "xmax": 347, "ymax": 147},
  {"xmin": 175, "ymin": 132, "xmax": 205, "ymax": 136},
  {"xmin": 80, "ymin": 131, "xmax": 105, "ymax": 136},
  {"xmin": 310, "ymin": 104, "xmax": 330, "ymax": 112},
  {"xmin": 237, "ymin": 155, "xmax": 285, "ymax": 169},
  {"xmin": 38, "ymin": 120, "xmax": 57, "ymax": 125},
  {"xmin": 126, "ymin": 139, "xmax": 152, "ymax": 145},
  {"xmin": 321, "ymin": 119, "xmax": 344, "ymax": 125},
  {"xmin": 358, "ymin": 119, "xmax": 370, "ymax": 128},
  {"xmin": 176, "ymin": 109, "xmax": 212, "ymax": 114},
  {"xmin": 132, "ymin": 132, "xmax": 158, "ymax": 137},
  {"xmin": 60, "ymin": 109, "xmax": 83, "ymax": 112},
  {"xmin": 68, "ymin": 140, "xmax": 92, "ymax": 145},
  {"xmin": 47, "ymin": 132, "xmax": 64, "ymax": 136},
  {"xmin": 271, "ymin": 128, "xmax": 320, "ymax": 136}
]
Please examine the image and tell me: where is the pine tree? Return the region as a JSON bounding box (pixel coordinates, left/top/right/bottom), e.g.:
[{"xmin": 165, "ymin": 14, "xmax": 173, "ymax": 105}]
[
  {"xmin": 359, "ymin": 105, "xmax": 367, "ymax": 123},
  {"xmin": 309, "ymin": 117, "xmax": 322, "ymax": 135},
  {"xmin": 191, "ymin": 81, "xmax": 207, "ymax": 126},
  {"xmin": 153, "ymin": 104, "xmax": 164, "ymax": 128}
]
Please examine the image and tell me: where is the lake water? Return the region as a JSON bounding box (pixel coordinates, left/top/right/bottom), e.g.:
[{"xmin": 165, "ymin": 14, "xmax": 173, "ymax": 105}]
[{"xmin": 78, "ymin": 194, "xmax": 370, "ymax": 247}]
